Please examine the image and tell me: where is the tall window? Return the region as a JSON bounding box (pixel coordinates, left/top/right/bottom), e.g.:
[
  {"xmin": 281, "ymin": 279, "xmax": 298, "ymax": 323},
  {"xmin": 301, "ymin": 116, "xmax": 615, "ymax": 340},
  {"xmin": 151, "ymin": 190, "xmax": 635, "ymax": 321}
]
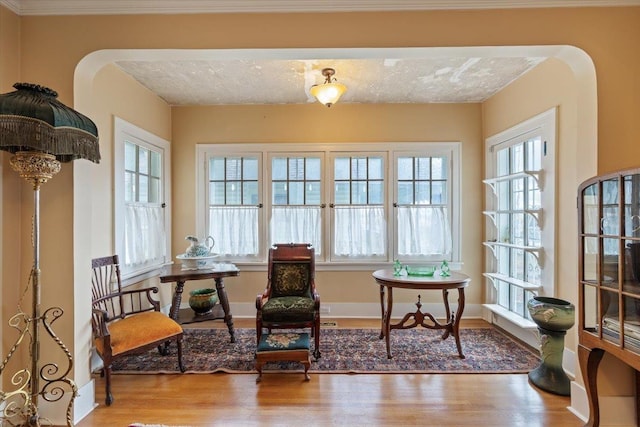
[
  {"xmin": 395, "ymin": 154, "xmax": 452, "ymax": 261},
  {"xmin": 332, "ymin": 154, "xmax": 386, "ymax": 260},
  {"xmin": 206, "ymin": 155, "xmax": 261, "ymax": 259},
  {"xmin": 114, "ymin": 118, "xmax": 171, "ymax": 279},
  {"xmin": 270, "ymin": 155, "xmax": 323, "ymax": 253},
  {"xmin": 196, "ymin": 142, "xmax": 460, "ymax": 267},
  {"xmin": 484, "ymin": 108, "xmax": 556, "ymax": 319}
]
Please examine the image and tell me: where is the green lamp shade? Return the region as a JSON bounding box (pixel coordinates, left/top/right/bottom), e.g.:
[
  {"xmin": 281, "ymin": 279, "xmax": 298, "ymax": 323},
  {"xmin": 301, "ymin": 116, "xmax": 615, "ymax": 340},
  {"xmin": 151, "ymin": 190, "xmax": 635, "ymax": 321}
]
[{"xmin": 0, "ymin": 82, "xmax": 100, "ymax": 163}]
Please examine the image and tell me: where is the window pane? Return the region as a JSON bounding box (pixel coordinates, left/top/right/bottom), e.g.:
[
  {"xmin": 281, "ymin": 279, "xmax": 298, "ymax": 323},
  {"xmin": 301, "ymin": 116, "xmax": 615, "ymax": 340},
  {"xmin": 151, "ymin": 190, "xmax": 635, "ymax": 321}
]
[
  {"xmin": 306, "ymin": 158, "xmax": 321, "ymax": 180},
  {"xmin": 432, "ymin": 181, "xmax": 446, "ymax": 204},
  {"xmin": 210, "ymin": 182, "xmax": 225, "ymax": 205},
  {"xmin": 149, "ymin": 177, "xmax": 160, "ymax": 203},
  {"xmin": 415, "ymin": 157, "xmax": 430, "ymax": 180},
  {"xmin": 272, "ymin": 157, "xmax": 287, "ymax": 180},
  {"xmin": 351, "ymin": 181, "xmax": 367, "ymax": 204},
  {"xmin": 124, "ymin": 171, "xmax": 135, "ymax": 203},
  {"xmin": 368, "ymin": 181, "xmax": 383, "ymax": 204},
  {"xmin": 243, "ymin": 157, "xmax": 258, "ymax": 180},
  {"xmin": 289, "ymin": 181, "xmax": 305, "ymax": 205},
  {"xmin": 138, "ymin": 147, "xmax": 149, "ymax": 174},
  {"xmin": 150, "ymin": 151, "xmax": 161, "ymax": 177},
  {"xmin": 511, "ymin": 143, "xmax": 524, "ymax": 173},
  {"xmin": 226, "ymin": 158, "xmax": 242, "ymax": 180},
  {"xmin": 496, "ymin": 148, "xmax": 509, "ymax": 177},
  {"xmin": 415, "ymin": 181, "xmax": 430, "ymax": 205},
  {"xmin": 397, "ymin": 157, "xmax": 413, "ymax": 180},
  {"xmin": 288, "ymin": 158, "xmax": 305, "ymax": 180},
  {"xmin": 272, "ymin": 182, "xmax": 287, "ymax": 205},
  {"xmin": 243, "ymin": 181, "xmax": 259, "ymax": 205},
  {"xmin": 351, "ymin": 157, "xmax": 367, "ymax": 180},
  {"xmin": 334, "ymin": 157, "xmax": 350, "ymax": 180},
  {"xmin": 124, "ymin": 141, "xmax": 136, "ymax": 171},
  {"xmin": 226, "ymin": 181, "xmax": 241, "ymax": 205},
  {"xmin": 139, "ymin": 175, "xmax": 149, "ymax": 203},
  {"xmin": 432, "ymin": 157, "xmax": 447, "ymax": 180},
  {"xmin": 334, "ymin": 182, "xmax": 350, "ymax": 204},
  {"xmin": 397, "ymin": 182, "xmax": 413, "ymax": 205},
  {"xmin": 210, "ymin": 157, "xmax": 225, "ymax": 180},
  {"xmin": 306, "ymin": 182, "xmax": 321, "ymax": 205},
  {"xmin": 369, "ymin": 157, "xmax": 383, "ymax": 179}
]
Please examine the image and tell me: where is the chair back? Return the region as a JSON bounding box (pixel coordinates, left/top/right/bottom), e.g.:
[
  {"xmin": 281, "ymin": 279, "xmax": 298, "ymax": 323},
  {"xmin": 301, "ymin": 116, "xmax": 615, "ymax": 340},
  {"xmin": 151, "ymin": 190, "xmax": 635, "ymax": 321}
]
[
  {"xmin": 268, "ymin": 243, "xmax": 315, "ymax": 298},
  {"xmin": 91, "ymin": 255, "xmax": 126, "ymax": 320}
]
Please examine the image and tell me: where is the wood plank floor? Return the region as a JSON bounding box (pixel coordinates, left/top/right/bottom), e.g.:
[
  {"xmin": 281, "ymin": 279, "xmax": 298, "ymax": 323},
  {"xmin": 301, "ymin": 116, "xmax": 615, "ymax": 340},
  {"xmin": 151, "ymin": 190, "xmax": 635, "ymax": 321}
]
[{"xmin": 76, "ymin": 318, "xmax": 583, "ymax": 427}]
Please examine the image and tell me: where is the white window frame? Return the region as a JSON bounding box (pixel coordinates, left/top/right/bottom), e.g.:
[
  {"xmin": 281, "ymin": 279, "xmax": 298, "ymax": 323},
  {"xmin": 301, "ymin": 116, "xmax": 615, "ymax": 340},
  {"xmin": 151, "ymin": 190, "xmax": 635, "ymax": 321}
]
[
  {"xmin": 484, "ymin": 107, "xmax": 557, "ymax": 320},
  {"xmin": 114, "ymin": 117, "xmax": 172, "ymax": 282},
  {"xmin": 196, "ymin": 142, "xmax": 461, "ymax": 270}
]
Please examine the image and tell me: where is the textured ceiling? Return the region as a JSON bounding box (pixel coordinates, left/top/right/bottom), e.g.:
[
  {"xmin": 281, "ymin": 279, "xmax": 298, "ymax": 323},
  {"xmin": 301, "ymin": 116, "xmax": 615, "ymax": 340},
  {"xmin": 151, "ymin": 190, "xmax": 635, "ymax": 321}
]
[{"xmin": 115, "ymin": 56, "xmax": 546, "ymax": 106}]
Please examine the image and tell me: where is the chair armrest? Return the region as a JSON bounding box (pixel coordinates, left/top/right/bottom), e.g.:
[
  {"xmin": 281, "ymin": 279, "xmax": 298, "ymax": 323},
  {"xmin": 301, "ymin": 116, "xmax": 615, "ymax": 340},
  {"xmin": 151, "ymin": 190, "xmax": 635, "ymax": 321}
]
[
  {"xmin": 256, "ymin": 292, "xmax": 268, "ymax": 310},
  {"xmin": 92, "ymin": 307, "xmax": 111, "ymax": 339},
  {"xmin": 120, "ymin": 286, "xmax": 161, "ymax": 313}
]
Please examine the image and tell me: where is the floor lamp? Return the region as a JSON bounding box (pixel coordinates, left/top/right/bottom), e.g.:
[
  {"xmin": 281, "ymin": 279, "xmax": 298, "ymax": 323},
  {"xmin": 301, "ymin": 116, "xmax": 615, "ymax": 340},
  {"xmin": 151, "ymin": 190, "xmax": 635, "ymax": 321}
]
[{"xmin": 0, "ymin": 83, "xmax": 100, "ymax": 426}]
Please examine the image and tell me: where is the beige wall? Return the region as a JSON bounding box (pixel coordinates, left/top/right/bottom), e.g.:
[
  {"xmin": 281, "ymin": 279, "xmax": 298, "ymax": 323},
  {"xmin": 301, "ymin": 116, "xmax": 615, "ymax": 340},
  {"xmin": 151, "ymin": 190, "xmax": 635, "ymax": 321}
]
[
  {"xmin": 171, "ymin": 103, "xmax": 483, "ymax": 306},
  {"xmin": 0, "ymin": 4, "xmax": 639, "ymax": 424}
]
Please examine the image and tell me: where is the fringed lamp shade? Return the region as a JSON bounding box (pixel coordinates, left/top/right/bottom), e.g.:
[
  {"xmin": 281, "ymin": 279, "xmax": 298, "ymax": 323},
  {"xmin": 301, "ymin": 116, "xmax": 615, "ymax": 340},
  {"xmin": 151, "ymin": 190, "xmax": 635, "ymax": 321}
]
[{"xmin": 0, "ymin": 82, "xmax": 100, "ymax": 163}]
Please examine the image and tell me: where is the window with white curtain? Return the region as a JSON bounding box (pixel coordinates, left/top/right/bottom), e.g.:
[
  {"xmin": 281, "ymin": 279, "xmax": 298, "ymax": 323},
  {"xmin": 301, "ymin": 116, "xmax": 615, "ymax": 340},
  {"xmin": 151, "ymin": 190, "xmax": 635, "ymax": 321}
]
[
  {"xmin": 331, "ymin": 154, "xmax": 387, "ymax": 261},
  {"xmin": 114, "ymin": 117, "xmax": 171, "ymax": 280},
  {"xmin": 270, "ymin": 155, "xmax": 323, "ymax": 253},
  {"xmin": 196, "ymin": 142, "xmax": 460, "ymax": 267},
  {"xmin": 395, "ymin": 154, "xmax": 452, "ymax": 261}
]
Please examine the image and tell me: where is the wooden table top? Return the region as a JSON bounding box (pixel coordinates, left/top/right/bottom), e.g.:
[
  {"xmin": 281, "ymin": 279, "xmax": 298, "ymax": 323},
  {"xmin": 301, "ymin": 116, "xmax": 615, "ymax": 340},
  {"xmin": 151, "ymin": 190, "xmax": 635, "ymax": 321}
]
[
  {"xmin": 159, "ymin": 264, "xmax": 239, "ymax": 283},
  {"xmin": 372, "ymin": 269, "xmax": 470, "ymax": 290}
]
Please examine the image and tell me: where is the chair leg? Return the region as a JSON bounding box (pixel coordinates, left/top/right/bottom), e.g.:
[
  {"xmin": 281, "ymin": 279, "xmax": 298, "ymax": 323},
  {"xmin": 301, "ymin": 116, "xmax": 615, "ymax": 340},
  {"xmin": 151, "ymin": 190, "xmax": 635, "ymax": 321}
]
[
  {"xmin": 177, "ymin": 336, "xmax": 186, "ymax": 373},
  {"xmin": 314, "ymin": 322, "xmax": 321, "ymax": 360},
  {"xmin": 104, "ymin": 364, "xmax": 113, "ymax": 406},
  {"xmin": 256, "ymin": 318, "xmax": 262, "ymax": 346}
]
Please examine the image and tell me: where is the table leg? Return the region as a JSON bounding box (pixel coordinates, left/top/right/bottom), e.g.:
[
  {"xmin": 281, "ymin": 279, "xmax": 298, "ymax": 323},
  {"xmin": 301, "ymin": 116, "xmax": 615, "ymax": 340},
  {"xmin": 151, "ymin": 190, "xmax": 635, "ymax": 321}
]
[
  {"xmin": 441, "ymin": 289, "xmax": 452, "ymax": 340},
  {"xmin": 378, "ymin": 284, "xmax": 385, "ymax": 339},
  {"xmin": 452, "ymin": 288, "xmax": 466, "ymax": 358},
  {"xmin": 169, "ymin": 279, "xmax": 185, "ymax": 321},
  {"xmin": 215, "ymin": 276, "xmax": 236, "ymax": 343},
  {"xmin": 385, "ymin": 286, "xmax": 394, "ymax": 359}
]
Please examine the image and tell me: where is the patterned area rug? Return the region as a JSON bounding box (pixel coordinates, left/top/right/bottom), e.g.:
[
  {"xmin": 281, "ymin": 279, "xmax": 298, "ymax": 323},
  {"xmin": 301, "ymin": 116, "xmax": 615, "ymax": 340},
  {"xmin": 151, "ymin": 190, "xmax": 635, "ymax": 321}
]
[{"xmin": 112, "ymin": 327, "xmax": 540, "ymax": 374}]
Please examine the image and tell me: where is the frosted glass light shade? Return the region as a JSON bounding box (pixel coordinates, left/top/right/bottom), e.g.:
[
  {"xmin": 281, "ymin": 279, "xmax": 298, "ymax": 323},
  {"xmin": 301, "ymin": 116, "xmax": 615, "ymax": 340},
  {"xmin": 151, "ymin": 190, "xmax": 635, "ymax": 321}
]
[{"xmin": 310, "ymin": 82, "xmax": 347, "ymax": 107}]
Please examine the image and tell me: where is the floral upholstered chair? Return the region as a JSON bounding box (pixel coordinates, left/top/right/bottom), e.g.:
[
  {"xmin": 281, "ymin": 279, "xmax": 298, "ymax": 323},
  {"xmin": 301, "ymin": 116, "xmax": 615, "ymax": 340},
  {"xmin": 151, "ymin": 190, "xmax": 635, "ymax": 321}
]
[
  {"xmin": 256, "ymin": 243, "xmax": 321, "ymax": 359},
  {"xmin": 91, "ymin": 255, "xmax": 185, "ymax": 405}
]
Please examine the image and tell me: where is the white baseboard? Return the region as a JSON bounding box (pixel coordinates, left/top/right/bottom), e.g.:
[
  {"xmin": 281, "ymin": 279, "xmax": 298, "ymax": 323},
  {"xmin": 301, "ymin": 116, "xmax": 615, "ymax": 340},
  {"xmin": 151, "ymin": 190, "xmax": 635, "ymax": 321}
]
[{"xmin": 74, "ymin": 379, "xmax": 98, "ymax": 424}]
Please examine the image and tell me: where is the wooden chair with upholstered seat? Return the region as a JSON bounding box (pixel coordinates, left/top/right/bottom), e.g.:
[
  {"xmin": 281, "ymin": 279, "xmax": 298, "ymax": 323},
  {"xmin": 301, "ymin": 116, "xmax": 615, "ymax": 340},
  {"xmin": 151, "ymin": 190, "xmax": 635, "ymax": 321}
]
[
  {"xmin": 256, "ymin": 243, "xmax": 321, "ymax": 359},
  {"xmin": 91, "ymin": 255, "xmax": 185, "ymax": 405}
]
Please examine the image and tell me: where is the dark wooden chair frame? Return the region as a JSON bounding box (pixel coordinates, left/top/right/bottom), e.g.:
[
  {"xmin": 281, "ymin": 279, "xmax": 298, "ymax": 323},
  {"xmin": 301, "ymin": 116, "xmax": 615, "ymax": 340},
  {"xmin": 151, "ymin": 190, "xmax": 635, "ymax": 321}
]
[
  {"xmin": 91, "ymin": 255, "xmax": 185, "ymax": 405},
  {"xmin": 256, "ymin": 243, "xmax": 321, "ymax": 359}
]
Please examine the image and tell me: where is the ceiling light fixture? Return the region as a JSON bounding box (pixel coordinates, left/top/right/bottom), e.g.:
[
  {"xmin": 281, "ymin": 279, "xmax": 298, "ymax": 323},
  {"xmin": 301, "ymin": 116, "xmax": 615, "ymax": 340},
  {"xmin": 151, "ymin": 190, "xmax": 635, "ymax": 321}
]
[{"xmin": 310, "ymin": 68, "xmax": 347, "ymax": 107}]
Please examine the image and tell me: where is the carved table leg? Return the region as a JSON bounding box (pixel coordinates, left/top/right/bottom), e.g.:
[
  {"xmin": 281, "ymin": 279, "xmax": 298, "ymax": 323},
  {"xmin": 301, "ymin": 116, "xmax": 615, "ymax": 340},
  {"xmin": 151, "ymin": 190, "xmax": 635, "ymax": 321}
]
[
  {"xmin": 578, "ymin": 344, "xmax": 605, "ymax": 427},
  {"xmin": 452, "ymin": 288, "xmax": 466, "ymax": 358},
  {"xmin": 379, "ymin": 284, "xmax": 386, "ymax": 339},
  {"xmin": 385, "ymin": 286, "xmax": 394, "ymax": 359},
  {"xmin": 169, "ymin": 279, "xmax": 185, "ymax": 322},
  {"xmin": 215, "ymin": 277, "xmax": 236, "ymax": 343}
]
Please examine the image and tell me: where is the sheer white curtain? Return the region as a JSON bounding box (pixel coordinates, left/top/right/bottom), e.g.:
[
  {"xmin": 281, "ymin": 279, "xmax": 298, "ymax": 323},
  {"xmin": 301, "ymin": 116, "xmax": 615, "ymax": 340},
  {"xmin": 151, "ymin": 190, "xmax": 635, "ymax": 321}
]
[
  {"xmin": 270, "ymin": 206, "xmax": 322, "ymax": 253},
  {"xmin": 334, "ymin": 206, "xmax": 386, "ymax": 256},
  {"xmin": 397, "ymin": 206, "xmax": 451, "ymax": 256},
  {"xmin": 208, "ymin": 206, "xmax": 259, "ymax": 256},
  {"xmin": 124, "ymin": 204, "xmax": 166, "ymax": 268}
]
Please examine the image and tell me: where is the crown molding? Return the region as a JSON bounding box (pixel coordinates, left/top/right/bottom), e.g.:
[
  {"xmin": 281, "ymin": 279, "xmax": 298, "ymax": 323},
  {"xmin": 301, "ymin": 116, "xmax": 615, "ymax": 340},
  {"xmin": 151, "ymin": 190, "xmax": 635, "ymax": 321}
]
[{"xmin": 1, "ymin": 0, "xmax": 639, "ymax": 16}]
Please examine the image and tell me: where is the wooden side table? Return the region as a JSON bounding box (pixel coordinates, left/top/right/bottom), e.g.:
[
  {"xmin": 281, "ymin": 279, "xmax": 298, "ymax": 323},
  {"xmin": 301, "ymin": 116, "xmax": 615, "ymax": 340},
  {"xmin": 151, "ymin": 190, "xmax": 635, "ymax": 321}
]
[
  {"xmin": 160, "ymin": 265, "xmax": 239, "ymax": 342},
  {"xmin": 372, "ymin": 269, "xmax": 470, "ymax": 359}
]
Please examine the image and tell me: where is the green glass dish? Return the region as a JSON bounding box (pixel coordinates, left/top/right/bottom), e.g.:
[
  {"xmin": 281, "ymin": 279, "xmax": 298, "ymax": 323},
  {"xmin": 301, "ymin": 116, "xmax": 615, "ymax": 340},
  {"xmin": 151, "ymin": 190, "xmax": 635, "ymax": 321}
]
[{"xmin": 406, "ymin": 266, "xmax": 435, "ymax": 277}]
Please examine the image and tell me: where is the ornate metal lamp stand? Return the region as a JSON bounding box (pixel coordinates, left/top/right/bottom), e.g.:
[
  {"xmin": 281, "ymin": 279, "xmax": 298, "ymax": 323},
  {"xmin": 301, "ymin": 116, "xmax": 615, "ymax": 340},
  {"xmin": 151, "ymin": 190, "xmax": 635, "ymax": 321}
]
[{"xmin": 0, "ymin": 83, "xmax": 100, "ymax": 427}]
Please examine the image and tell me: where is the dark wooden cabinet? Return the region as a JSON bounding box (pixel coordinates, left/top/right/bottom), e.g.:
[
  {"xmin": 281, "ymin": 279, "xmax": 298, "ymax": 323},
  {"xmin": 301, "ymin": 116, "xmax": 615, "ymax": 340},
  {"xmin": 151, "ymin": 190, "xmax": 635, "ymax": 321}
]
[{"xmin": 578, "ymin": 169, "xmax": 640, "ymax": 427}]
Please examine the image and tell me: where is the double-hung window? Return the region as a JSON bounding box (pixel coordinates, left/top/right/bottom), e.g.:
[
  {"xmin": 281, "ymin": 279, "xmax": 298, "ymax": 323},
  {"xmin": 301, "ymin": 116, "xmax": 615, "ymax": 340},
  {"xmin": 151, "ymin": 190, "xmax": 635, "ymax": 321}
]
[
  {"xmin": 114, "ymin": 117, "xmax": 171, "ymax": 280},
  {"xmin": 270, "ymin": 154, "xmax": 324, "ymax": 253},
  {"xmin": 483, "ymin": 108, "xmax": 556, "ymax": 320},
  {"xmin": 205, "ymin": 154, "xmax": 262, "ymax": 260},
  {"xmin": 196, "ymin": 142, "xmax": 460, "ymax": 267},
  {"xmin": 331, "ymin": 154, "xmax": 387, "ymax": 261},
  {"xmin": 395, "ymin": 153, "xmax": 453, "ymax": 262}
]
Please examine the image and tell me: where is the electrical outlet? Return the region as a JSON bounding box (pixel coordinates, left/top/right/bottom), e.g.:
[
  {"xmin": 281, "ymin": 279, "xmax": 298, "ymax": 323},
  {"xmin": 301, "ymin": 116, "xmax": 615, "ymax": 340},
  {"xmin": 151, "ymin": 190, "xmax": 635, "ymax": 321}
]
[{"xmin": 320, "ymin": 306, "xmax": 331, "ymax": 314}]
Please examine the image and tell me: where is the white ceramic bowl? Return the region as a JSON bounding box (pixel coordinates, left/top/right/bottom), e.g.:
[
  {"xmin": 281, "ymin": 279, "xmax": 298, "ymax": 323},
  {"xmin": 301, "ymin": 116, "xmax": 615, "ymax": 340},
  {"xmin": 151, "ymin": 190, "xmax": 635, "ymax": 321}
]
[{"xmin": 176, "ymin": 253, "xmax": 219, "ymax": 270}]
